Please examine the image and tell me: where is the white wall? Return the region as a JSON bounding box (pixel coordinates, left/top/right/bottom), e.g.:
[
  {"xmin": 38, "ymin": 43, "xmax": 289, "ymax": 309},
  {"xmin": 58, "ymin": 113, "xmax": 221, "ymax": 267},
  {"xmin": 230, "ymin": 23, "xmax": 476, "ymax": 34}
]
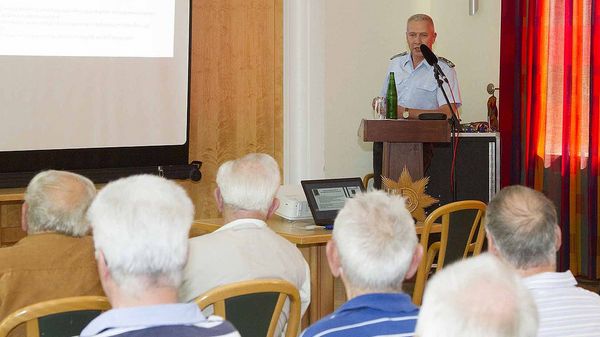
[
  {"xmin": 284, "ymin": 0, "xmax": 501, "ymax": 182},
  {"xmin": 431, "ymin": 1, "xmax": 501, "ymax": 122}
]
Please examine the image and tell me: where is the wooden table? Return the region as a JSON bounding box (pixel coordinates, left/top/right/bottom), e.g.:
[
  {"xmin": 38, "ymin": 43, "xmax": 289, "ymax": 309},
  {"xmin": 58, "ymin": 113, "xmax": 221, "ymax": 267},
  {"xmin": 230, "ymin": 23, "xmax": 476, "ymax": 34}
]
[
  {"xmin": 0, "ymin": 188, "xmax": 26, "ymax": 247},
  {"xmin": 191, "ymin": 216, "xmax": 439, "ymax": 325},
  {"xmin": 0, "ymin": 188, "xmax": 25, "ymax": 202}
]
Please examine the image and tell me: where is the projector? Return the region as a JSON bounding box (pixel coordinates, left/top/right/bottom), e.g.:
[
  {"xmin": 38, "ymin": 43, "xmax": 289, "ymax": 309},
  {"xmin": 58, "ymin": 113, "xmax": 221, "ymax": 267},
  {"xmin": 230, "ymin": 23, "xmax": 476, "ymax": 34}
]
[{"xmin": 275, "ymin": 184, "xmax": 312, "ymax": 220}]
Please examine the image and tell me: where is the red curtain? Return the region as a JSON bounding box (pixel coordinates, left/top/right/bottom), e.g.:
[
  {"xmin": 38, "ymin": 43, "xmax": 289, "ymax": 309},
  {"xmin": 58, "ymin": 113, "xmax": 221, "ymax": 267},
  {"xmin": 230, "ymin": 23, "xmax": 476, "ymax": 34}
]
[{"xmin": 500, "ymin": 0, "xmax": 600, "ymax": 278}]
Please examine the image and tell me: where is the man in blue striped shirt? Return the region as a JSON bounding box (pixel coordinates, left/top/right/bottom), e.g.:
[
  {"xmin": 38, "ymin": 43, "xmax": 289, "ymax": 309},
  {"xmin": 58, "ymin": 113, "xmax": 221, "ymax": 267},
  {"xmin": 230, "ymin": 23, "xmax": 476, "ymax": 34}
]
[
  {"xmin": 301, "ymin": 191, "xmax": 423, "ymax": 337},
  {"xmin": 80, "ymin": 175, "xmax": 240, "ymax": 337}
]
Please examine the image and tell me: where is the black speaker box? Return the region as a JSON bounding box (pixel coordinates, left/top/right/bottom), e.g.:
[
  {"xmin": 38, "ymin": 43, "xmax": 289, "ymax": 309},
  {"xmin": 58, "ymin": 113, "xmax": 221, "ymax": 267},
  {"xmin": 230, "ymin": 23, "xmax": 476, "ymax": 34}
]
[
  {"xmin": 426, "ymin": 133, "xmax": 498, "ymax": 205},
  {"xmin": 424, "ymin": 133, "xmax": 499, "ymax": 262}
]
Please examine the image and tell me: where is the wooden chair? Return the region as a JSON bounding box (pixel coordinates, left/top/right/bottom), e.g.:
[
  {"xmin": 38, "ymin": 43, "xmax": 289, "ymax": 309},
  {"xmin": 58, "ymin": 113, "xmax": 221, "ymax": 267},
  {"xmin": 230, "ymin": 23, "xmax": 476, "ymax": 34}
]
[
  {"xmin": 0, "ymin": 296, "xmax": 110, "ymax": 337},
  {"xmin": 194, "ymin": 279, "xmax": 301, "ymax": 337},
  {"xmin": 362, "ymin": 173, "xmax": 374, "ymax": 190},
  {"xmin": 412, "ymin": 200, "xmax": 487, "ymax": 305}
]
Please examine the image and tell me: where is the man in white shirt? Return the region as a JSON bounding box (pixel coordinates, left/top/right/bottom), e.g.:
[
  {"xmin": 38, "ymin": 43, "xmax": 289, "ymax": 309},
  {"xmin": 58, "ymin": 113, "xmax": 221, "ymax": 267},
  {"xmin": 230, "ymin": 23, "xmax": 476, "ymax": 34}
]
[
  {"xmin": 486, "ymin": 185, "xmax": 600, "ymax": 337},
  {"xmin": 180, "ymin": 153, "xmax": 310, "ymax": 336}
]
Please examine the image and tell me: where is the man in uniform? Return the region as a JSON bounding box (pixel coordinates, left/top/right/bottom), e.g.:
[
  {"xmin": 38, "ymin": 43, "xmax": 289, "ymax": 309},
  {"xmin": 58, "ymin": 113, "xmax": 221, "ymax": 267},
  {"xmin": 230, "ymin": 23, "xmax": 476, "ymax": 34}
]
[{"xmin": 373, "ymin": 14, "xmax": 461, "ymax": 189}]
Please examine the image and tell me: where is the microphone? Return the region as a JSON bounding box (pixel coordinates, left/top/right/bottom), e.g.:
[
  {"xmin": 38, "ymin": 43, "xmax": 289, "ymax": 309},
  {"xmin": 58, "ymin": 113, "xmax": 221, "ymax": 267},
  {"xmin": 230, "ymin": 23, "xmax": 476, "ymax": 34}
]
[
  {"xmin": 419, "ymin": 44, "xmax": 447, "ymax": 79},
  {"xmin": 419, "ymin": 43, "xmax": 461, "ymax": 130}
]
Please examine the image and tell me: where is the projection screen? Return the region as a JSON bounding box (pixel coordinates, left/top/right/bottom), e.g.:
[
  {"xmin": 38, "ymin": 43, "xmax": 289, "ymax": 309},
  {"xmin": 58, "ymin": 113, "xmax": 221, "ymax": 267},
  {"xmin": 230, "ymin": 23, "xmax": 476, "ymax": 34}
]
[{"xmin": 0, "ymin": 0, "xmax": 191, "ymax": 187}]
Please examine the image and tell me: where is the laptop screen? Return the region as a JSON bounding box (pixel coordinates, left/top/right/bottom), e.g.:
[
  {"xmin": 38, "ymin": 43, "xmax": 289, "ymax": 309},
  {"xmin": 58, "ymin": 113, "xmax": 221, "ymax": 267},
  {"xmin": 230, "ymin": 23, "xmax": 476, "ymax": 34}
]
[{"xmin": 301, "ymin": 177, "xmax": 365, "ymax": 226}]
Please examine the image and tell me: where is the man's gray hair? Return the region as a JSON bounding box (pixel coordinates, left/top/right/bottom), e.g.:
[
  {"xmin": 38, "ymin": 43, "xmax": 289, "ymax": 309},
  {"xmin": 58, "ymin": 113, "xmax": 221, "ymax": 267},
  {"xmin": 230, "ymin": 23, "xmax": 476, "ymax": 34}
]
[
  {"xmin": 333, "ymin": 190, "xmax": 417, "ymax": 292},
  {"xmin": 88, "ymin": 175, "xmax": 194, "ymax": 295},
  {"xmin": 416, "ymin": 253, "xmax": 538, "ymax": 337},
  {"xmin": 486, "ymin": 185, "xmax": 558, "ymax": 269},
  {"xmin": 407, "ymin": 13, "xmax": 435, "ymax": 28},
  {"xmin": 24, "ymin": 170, "xmax": 96, "ymax": 237},
  {"xmin": 216, "ymin": 153, "xmax": 280, "ymax": 215}
]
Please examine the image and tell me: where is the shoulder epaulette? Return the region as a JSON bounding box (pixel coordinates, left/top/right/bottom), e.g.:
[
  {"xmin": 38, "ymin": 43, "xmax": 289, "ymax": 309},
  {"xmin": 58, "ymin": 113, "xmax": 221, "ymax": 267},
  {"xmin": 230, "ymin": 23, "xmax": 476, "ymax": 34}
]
[
  {"xmin": 390, "ymin": 51, "xmax": 408, "ymax": 60},
  {"xmin": 438, "ymin": 56, "xmax": 455, "ymax": 68}
]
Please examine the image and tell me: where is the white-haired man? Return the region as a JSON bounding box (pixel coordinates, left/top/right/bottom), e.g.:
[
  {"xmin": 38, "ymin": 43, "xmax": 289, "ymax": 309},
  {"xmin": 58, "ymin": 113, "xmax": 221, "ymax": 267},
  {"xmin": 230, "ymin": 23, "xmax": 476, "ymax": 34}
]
[
  {"xmin": 179, "ymin": 153, "xmax": 310, "ymax": 336},
  {"xmin": 80, "ymin": 175, "xmax": 239, "ymax": 337},
  {"xmin": 415, "ymin": 253, "xmax": 538, "ymax": 337},
  {"xmin": 486, "ymin": 185, "xmax": 600, "ymax": 336},
  {"xmin": 0, "ymin": 170, "xmax": 102, "ymax": 319},
  {"xmin": 301, "ymin": 191, "xmax": 423, "ymax": 337}
]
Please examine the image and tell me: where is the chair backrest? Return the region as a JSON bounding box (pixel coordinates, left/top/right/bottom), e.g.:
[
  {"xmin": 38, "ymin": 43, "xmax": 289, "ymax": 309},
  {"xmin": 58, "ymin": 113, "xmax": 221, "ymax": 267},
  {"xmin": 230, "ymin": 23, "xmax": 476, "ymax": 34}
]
[
  {"xmin": 0, "ymin": 296, "xmax": 111, "ymax": 337},
  {"xmin": 362, "ymin": 173, "xmax": 374, "ymax": 190},
  {"xmin": 194, "ymin": 279, "xmax": 301, "ymax": 337},
  {"xmin": 412, "ymin": 200, "xmax": 487, "ymax": 305}
]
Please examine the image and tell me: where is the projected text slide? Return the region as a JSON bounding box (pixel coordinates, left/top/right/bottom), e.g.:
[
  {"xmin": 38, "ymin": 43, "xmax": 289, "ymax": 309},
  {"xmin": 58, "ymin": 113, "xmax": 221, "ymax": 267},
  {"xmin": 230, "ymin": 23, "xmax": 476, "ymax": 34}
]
[{"xmin": 0, "ymin": 0, "xmax": 175, "ymax": 57}]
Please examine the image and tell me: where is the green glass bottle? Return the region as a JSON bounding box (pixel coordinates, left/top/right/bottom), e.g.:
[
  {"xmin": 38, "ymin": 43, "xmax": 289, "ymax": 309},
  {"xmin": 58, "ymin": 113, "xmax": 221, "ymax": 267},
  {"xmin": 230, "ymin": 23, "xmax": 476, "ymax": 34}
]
[{"xmin": 386, "ymin": 72, "xmax": 398, "ymax": 119}]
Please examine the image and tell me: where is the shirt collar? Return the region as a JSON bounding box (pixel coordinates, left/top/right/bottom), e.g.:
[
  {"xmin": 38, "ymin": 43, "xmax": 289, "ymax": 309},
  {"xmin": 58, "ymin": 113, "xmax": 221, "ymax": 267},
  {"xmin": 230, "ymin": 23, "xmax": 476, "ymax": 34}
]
[
  {"xmin": 522, "ymin": 270, "xmax": 577, "ymax": 289},
  {"xmin": 337, "ymin": 293, "xmax": 417, "ymax": 314},
  {"xmin": 80, "ymin": 303, "xmax": 205, "ymax": 337},
  {"xmin": 216, "ymin": 218, "xmax": 268, "ymax": 232},
  {"xmin": 401, "ymin": 53, "xmax": 429, "ymax": 72}
]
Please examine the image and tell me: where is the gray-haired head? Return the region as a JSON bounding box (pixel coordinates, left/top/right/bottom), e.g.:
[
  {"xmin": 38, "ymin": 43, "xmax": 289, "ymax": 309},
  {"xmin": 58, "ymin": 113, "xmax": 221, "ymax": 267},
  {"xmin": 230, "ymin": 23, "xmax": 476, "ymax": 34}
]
[
  {"xmin": 332, "ymin": 190, "xmax": 418, "ymax": 292},
  {"xmin": 24, "ymin": 170, "xmax": 96, "ymax": 237},
  {"xmin": 406, "ymin": 13, "xmax": 435, "ymax": 29},
  {"xmin": 416, "ymin": 253, "xmax": 538, "ymax": 337},
  {"xmin": 485, "ymin": 185, "xmax": 558, "ymax": 269},
  {"xmin": 216, "ymin": 153, "xmax": 280, "ymax": 215},
  {"xmin": 88, "ymin": 174, "xmax": 194, "ymax": 296}
]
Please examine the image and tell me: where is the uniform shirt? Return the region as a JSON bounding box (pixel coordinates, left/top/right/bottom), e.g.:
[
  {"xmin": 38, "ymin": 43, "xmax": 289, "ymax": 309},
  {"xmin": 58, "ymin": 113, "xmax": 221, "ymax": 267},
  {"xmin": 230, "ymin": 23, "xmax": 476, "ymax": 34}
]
[
  {"xmin": 379, "ymin": 52, "xmax": 461, "ymax": 110},
  {"xmin": 300, "ymin": 293, "xmax": 419, "ymax": 337},
  {"xmin": 179, "ymin": 218, "xmax": 311, "ymax": 337},
  {"xmin": 523, "ymin": 270, "xmax": 600, "ymax": 337},
  {"xmin": 80, "ymin": 303, "xmax": 240, "ymax": 337},
  {"xmin": 0, "ymin": 233, "xmax": 103, "ymax": 319}
]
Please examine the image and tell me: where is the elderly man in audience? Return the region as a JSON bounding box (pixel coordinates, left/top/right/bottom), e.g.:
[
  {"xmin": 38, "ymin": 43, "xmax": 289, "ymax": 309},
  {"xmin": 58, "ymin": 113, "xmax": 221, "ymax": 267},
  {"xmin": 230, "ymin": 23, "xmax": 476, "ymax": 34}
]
[
  {"xmin": 0, "ymin": 170, "xmax": 102, "ymax": 319},
  {"xmin": 179, "ymin": 153, "xmax": 309, "ymax": 336},
  {"xmin": 301, "ymin": 191, "xmax": 423, "ymax": 337},
  {"xmin": 415, "ymin": 253, "xmax": 538, "ymax": 337},
  {"xmin": 485, "ymin": 185, "xmax": 600, "ymax": 336},
  {"xmin": 80, "ymin": 175, "xmax": 239, "ymax": 337}
]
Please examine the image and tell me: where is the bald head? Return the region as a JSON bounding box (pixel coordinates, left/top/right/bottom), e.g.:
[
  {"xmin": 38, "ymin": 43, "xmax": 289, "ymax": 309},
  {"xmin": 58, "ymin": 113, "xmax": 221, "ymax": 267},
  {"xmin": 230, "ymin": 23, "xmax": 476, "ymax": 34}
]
[
  {"xmin": 416, "ymin": 254, "xmax": 538, "ymax": 337},
  {"xmin": 486, "ymin": 185, "xmax": 559, "ymax": 270},
  {"xmin": 24, "ymin": 170, "xmax": 96, "ymax": 236}
]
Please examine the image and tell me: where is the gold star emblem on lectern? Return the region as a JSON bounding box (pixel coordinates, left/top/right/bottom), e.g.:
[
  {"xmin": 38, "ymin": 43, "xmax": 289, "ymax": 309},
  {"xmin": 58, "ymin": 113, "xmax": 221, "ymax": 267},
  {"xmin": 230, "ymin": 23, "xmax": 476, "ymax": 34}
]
[{"xmin": 382, "ymin": 167, "xmax": 438, "ymax": 221}]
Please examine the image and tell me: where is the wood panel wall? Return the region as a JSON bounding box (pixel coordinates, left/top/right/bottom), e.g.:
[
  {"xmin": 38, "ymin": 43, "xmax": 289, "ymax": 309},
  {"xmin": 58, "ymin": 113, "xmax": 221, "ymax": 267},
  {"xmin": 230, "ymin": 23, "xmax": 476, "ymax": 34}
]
[
  {"xmin": 0, "ymin": 0, "xmax": 284, "ymax": 244},
  {"xmin": 0, "ymin": 201, "xmax": 23, "ymax": 247},
  {"xmin": 183, "ymin": 0, "xmax": 283, "ymax": 218}
]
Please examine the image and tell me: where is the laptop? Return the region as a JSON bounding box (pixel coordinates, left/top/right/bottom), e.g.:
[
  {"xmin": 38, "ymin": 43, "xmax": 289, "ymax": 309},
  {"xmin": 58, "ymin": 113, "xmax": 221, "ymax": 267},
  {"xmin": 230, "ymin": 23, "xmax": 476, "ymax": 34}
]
[{"xmin": 301, "ymin": 177, "xmax": 365, "ymax": 229}]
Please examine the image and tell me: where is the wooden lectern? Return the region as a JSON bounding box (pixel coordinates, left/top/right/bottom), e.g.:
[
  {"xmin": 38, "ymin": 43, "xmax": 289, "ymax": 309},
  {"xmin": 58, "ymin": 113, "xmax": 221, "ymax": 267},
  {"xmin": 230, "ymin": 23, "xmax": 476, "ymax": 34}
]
[{"xmin": 359, "ymin": 119, "xmax": 451, "ymax": 181}]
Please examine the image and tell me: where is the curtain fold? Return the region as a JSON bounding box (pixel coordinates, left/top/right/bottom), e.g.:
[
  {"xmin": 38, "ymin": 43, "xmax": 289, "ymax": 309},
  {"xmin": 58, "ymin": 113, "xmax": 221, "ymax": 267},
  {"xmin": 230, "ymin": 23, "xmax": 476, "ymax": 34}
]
[
  {"xmin": 500, "ymin": 0, "xmax": 600, "ymax": 278},
  {"xmin": 589, "ymin": 0, "xmax": 600, "ymax": 277}
]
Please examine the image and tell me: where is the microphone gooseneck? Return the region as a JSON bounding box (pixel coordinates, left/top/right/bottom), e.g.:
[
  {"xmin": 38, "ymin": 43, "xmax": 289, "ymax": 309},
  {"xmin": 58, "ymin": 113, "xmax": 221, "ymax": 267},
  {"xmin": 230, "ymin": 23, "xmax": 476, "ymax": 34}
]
[{"xmin": 419, "ymin": 44, "xmax": 460, "ymax": 202}]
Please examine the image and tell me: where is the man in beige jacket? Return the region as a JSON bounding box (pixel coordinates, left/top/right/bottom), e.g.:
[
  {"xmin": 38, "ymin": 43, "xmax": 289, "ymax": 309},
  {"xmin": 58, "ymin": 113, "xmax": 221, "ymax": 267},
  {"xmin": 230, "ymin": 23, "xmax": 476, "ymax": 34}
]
[{"xmin": 0, "ymin": 170, "xmax": 102, "ymax": 319}]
